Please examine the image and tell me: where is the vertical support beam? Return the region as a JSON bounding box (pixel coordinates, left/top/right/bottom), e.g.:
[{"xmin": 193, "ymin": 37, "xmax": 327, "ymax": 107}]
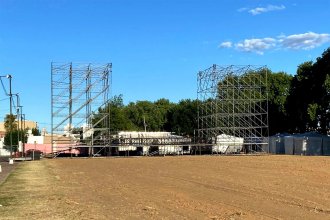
[
  {"xmin": 8, "ymin": 75, "xmax": 13, "ymax": 158},
  {"xmin": 69, "ymin": 63, "xmax": 73, "ymax": 132},
  {"xmin": 23, "ymin": 114, "xmax": 25, "ymax": 156},
  {"xmin": 107, "ymin": 64, "xmax": 112, "ymax": 153},
  {"xmin": 265, "ymin": 68, "xmax": 269, "ymax": 152},
  {"xmin": 86, "ymin": 64, "xmax": 92, "ymax": 157},
  {"xmin": 51, "ymin": 62, "xmax": 54, "ymax": 154}
]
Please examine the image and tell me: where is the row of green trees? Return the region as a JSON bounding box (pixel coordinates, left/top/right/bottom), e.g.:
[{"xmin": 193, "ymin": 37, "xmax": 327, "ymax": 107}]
[
  {"xmin": 101, "ymin": 95, "xmax": 198, "ymax": 137},
  {"xmin": 98, "ymin": 47, "xmax": 330, "ymax": 136}
]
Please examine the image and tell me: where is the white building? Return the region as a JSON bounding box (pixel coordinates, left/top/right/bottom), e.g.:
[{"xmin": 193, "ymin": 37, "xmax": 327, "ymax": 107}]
[{"xmin": 0, "ymin": 137, "xmax": 10, "ymax": 156}]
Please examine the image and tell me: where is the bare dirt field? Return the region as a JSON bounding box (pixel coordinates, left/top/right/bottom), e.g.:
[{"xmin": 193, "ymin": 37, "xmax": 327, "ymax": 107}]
[{"xmin": 1, "ymin": 155, "xmax": 330, "ymax": 219}]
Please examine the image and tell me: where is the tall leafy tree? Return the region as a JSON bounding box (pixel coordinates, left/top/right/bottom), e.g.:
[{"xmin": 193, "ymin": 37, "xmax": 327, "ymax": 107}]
[
  {"xmin": 286, "ymin": 61, "xmax": 314, "ymax": 132},
  {"xmin": 107, "ymin": 95, "xmax": 135, "ymax": 132},
  {"xmin": 125, "ymin": 100, "xmax": 168, "ymax": 131},
  {"xmin": 267, "ymin": 71, "xmax": 292, "ymax": 135},
  {"xmin": 4, "ymin": 129, "xmax": 27, "ymax": 152},
  {"xmin": 154, "ymin": 98, "xmax": 174, "ymax": 130},
  {"xmin": 286, "ymin": 47, "xmax": 330, "ymax": 133},
  {"xmin": 4, "ymin": 114, "xmax": 27, "ymax": 151},
  {"xmin": 4, "ymin": 114, "xmax": 17, "ymax": 132},
  {"xmin": 166, "ymin": 99, "xmax": 198, "ymax": 136},
  {"xmin": 31, "ymin": 127, "xmax": 41, "ymax": 136},
  {"xmin": 314, "ymin": 48, "xmax": 330, "ymax": 133}
]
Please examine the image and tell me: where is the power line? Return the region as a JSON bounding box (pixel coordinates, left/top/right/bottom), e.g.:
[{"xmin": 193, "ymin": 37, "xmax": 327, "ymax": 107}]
[
  {"xmin": 0, "ymin": 97, "xmax": 9, "ymax": 102},
  {"xmin": 0, "ymin": 77, "xmax": 9, "ymax": 96}
]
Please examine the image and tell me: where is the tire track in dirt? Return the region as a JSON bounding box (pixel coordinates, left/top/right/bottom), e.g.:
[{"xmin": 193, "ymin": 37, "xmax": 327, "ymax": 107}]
[
  {"xmin": 163, "ymin": 174, "xmax": 330, "ymax": 219},
  {"xmin": 162, "ymin": 175, "xmax": 280, "ymax": 219}
]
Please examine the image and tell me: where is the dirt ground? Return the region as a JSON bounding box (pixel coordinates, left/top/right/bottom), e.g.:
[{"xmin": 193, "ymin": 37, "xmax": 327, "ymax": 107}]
[{"xmin": 1, "ymin": 155, "xmax": 330, "ymax": 219}]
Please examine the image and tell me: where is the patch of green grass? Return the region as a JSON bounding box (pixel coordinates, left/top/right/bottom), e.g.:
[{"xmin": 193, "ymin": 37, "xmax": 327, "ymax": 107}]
[
  {"xmin": 0, "ymin": 196, "xmax": 16, "ymax": 206},
  {"xmin": 0, "ymin": 165, "xmax": 26, "ymax": 203}
]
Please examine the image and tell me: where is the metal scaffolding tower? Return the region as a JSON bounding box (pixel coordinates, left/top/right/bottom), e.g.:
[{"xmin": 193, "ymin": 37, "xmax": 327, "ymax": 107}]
[
  {"xmin": 197, "ymin": 64, "xmax": 268, "ymax": 152},
  {"xmin": 51, "ymin": 62, "xmax": 112, "ymax": 155}
]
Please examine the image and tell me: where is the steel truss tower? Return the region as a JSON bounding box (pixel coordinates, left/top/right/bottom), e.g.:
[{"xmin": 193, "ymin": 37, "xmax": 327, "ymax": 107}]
[
  {"xmin": 51, "ymin": 62, "xmax": 112, "ymax": 156},
  {"xmin": 197, "ymin": 64, "xmax": 268, "ymax": 152}
]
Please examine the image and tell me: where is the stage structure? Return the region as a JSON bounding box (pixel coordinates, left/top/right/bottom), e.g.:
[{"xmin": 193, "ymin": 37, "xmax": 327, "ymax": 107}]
[
  {"xmin": 51, "ymin": 62, "xmax": 112, "ymax": 156},
  {"xmin": 197, "ymin": 65, "xmax": 269, "ymax": 152}
]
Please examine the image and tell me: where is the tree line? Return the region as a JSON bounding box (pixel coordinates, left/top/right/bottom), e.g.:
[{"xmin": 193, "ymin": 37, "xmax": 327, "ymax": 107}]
[
  {"xmin": 99, "ymin": 47, "xmax": 330, "ymax": 136},
  {"xmin": 99, "ymin": 96, "xmax": 198, "ymax": 137},
  {"xmin": 268, "ymin": 47, "xmax": 330, "ymax": 134}
]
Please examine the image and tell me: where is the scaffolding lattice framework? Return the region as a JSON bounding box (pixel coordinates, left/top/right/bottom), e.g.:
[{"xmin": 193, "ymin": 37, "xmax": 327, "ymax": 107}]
[
  {"xmin": 197, "ymin": 64, "xmax": 269, "ymax": 152},
  {"xmin": 51, "ymin": 62, "xmax": 112, "ymax": 155}
]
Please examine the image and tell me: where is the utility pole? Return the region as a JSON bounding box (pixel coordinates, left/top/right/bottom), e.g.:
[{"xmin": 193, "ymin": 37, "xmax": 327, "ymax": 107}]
[
  {"xmin": 8, "ymin": 75, "xmax": 13, "ymax": 158},
  {"xmin": 19, "ymin": 106, "xmax": 23, "ymax": 156},
  {"xmin": 143, "ymin": 116, "xmax": 147, "ymax": 132},
  {"xmin": 15, "ymin": 94, "xmax": 20, "ymax": 154},
  {"xmin": 22, "ymin": 114, "xmax": 25, "ymax": 157}
]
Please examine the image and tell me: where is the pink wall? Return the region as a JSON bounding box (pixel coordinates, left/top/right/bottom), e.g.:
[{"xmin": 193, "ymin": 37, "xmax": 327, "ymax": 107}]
[{"xmin": 24, "ymin": 144, "xmax": 80, "ymax": 154}]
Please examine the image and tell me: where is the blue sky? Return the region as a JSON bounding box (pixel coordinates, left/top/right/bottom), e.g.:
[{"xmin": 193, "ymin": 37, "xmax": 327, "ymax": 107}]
[{"xmin": 0, "ymin": 0, "xmax": 329, "ymax": 131}]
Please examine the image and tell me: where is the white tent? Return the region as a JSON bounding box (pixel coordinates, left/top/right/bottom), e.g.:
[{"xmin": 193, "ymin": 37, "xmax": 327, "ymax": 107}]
[{"xmin": 213, "ymin": 134, "xmax": 244, "ymax": 153}]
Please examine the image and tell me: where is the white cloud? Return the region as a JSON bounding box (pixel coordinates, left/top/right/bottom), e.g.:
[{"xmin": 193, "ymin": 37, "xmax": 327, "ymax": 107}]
[
  {"xmin": 248, "ymin": 4, "xmax": 285, "ymax": 15},
  {"xmin": 219, "ymin": 32, "xmax": 330, "ymax": 55},
  {"xmin": 279, "ymin": 32, "xmax": 330, "ymax": 50},
  {"xmin": 219, "ymin": 41, "xmax": 232, "ymax": 48},
  {"xmin": 235, "ymin": 38, "xmax": 276, "ymax": 55}
]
